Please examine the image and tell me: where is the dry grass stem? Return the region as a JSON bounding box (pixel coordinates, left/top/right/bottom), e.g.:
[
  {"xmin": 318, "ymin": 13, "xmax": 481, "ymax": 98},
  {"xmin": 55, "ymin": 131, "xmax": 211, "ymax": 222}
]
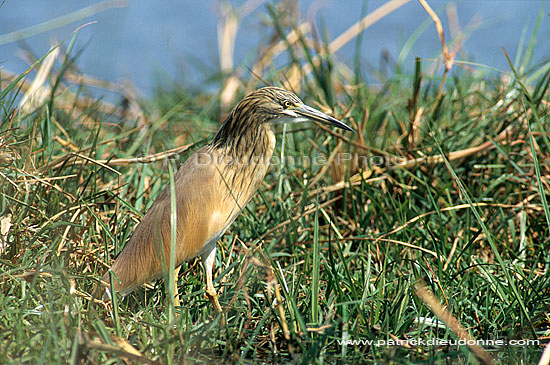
[
  {"xmin": 301, "ymin": 0, "xmax": 412, "ymax": 79},
  {"xmin": 417, "ymin": 0, "xmax": 455, "ymax": 101},
  {"xmin": 415, "ymin": 282, "xmax": 494, "ymax": 364}
]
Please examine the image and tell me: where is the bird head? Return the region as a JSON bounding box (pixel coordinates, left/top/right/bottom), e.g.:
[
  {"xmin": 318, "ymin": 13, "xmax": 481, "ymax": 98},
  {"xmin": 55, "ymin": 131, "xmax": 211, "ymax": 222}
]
[
  {"xmin": 231, "ymin": 87, "xmax": 354, "ymax": 132},
  {"xmin": 211, "ymin": 87, "xmax": 354, "ymax": 154}
]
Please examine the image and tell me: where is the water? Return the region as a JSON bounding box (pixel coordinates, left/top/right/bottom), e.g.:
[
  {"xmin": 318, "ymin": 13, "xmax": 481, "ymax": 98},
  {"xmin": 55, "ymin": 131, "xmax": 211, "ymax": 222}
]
[{"xmin": 1, "ymin": 0, "xmax": 549, "ymax": 97}]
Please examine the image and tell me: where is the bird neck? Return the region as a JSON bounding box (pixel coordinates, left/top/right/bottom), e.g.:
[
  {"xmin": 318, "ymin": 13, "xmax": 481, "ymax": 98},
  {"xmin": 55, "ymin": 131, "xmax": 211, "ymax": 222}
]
[
  {"xmin": 209, "ymin": 114, "xmax": 276, "ymax": 205},
  {"xmin": 210, "ymin": 113, "xmax": 276, "ymax": 163}
]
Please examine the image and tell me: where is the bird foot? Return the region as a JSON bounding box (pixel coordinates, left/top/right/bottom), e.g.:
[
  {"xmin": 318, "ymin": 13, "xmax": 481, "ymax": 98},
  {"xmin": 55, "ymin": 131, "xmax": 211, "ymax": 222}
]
[
  {"xmin": 205, "ymin": 291, "xmax": 225, "ymax": 326},
  {"xmin": 205, "ymin": 290, "xmax": 223, "ymax": 314}
]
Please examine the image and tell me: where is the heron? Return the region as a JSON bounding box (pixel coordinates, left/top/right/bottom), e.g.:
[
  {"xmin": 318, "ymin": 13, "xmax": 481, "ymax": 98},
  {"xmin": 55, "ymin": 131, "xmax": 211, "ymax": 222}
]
[{"xmin": 99, "ymin": 86, "xmax": 354, "ymax": 314}]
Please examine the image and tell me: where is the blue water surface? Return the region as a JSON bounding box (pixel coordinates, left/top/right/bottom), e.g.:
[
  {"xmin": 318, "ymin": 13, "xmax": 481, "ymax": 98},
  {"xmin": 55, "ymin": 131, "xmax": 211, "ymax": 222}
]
[{"xmin": 1, "ymin": 1, "xmax": 548, "ymax": 97}]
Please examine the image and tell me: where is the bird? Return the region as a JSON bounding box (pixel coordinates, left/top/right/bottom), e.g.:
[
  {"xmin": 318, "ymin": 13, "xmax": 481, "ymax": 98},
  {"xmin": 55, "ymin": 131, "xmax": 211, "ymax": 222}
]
[{"xmin": 99, "ymin": 86, "xmax": 354, "ymax": 314}]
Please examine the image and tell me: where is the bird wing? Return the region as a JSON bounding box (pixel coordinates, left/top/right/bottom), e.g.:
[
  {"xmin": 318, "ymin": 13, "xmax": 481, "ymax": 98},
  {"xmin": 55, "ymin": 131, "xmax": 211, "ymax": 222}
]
[{"xmin": 103, "ymin": 146, "xmax": 249, "ymax": 295}]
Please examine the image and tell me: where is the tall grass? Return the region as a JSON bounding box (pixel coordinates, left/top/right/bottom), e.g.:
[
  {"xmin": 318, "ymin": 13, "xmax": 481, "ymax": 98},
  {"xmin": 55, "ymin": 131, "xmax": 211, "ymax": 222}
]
[{"xmin": 1, "ymin": 3, "xmax": 549, "ymax": 364}]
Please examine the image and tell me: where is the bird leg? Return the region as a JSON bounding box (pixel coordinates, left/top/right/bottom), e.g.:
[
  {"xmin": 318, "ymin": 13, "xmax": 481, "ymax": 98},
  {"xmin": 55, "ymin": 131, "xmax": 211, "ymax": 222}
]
[
  {"xmin": 202, "ymin": 246, "xmax": 222, "ymax": 314},
  {"xmin": 173, "ymin": 265, "xmax": 181, "ymax": 308}
]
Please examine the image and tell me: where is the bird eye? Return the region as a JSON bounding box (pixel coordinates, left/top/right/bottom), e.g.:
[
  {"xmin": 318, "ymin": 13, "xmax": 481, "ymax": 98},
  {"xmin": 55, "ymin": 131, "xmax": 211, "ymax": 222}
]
[{"xmin": 283, "ymin": 101, "xmax": 293, "ymax": 108}]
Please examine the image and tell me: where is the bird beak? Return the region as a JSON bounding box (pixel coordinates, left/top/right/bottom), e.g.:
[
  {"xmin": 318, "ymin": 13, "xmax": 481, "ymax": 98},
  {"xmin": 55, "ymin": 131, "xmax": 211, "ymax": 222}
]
[{"xmin": 294, "ymin": 104, "xmax": 355, "ymax": 132}]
